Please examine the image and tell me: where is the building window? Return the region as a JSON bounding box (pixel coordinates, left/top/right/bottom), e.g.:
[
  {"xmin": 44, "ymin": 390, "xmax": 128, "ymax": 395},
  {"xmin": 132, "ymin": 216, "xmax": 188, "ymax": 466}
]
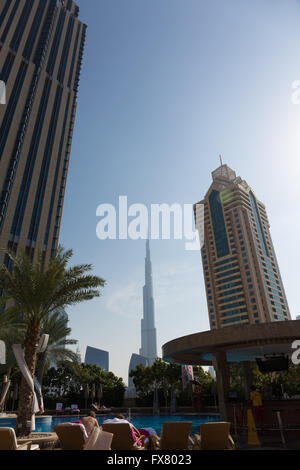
[{"xmin": 209, "ymin": 190, "xmax": 230, "ymax": 258}]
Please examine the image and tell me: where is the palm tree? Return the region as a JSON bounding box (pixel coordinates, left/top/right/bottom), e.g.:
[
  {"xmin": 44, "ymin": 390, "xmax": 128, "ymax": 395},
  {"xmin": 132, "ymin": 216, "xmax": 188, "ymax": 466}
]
[
  {"xmin": 0, "ymin": 298, "xmax": 24, "ymax": 347},
  {"xmin": 0, "ymin": 298, "xmax": 25, "ymax": 410},
  {"xmin": 0, "ymin": 247, "xmax": 105, "ymax": 436},
  {"xmin": 36, "ymin": 310, "xmax": 78, "ymax": 386}
]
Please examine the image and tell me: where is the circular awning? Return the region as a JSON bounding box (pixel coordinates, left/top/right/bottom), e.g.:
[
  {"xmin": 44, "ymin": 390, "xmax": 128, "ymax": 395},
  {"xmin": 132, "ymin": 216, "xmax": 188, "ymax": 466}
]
[{"xmin": 162, "ymin": 320, "xmax": 300, "ymax": 365}]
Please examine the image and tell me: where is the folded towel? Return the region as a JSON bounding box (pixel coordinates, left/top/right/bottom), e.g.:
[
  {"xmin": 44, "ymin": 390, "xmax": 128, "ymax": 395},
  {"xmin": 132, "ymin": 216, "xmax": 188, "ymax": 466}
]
[{"xmin": 84, "ymin": 428, "xmax": 113, "ymax": 450}]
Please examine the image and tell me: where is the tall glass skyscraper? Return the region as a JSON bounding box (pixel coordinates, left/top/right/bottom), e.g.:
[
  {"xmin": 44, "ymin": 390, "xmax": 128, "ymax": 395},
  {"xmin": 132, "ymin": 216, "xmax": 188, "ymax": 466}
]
[
  {"xmin": 0, "ymin": 0, "xmax": 86, "ymax": 266},
  {"xmin": 85, "ymin": 346, "xmax": 109, "ymax": 372},
  {"xmin": 127, "ymin": 241, "xmax": 157, "ymax": 395},
  {"xmin": 139, "ymin": 240, "xmax": 157, "ymax": 365},
  {"xmin": 194, "ymin": 163, "xmax": 291, "ymax": 329}
]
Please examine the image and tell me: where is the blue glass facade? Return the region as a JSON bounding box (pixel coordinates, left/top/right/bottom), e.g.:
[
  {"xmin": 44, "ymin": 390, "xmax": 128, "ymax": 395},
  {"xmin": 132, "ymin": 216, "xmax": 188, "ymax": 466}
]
[
  {"xmin": 10, "ymin": 0, "xmax": 35, "ymax": 52},
  {"xmin": 209, "ymin": 190, "xmax": 230, "ymax": 258},
  {"xmin": 0, "ymin": 1, "xmax": 12, "ymax": 28},
  {"xmin": 44, "ymin": 93, "xmax": 71, "ymax": 247},
  {"xmin": 0, "ymin": 0, "xmax": 20, "ymax": 44},
  {"xmin": 10, "ymin": 78, "xmax": 53, "ymax": 238},
  {"xmin": 23, "ymin": 0, "xmax": 47, "ymax": 61},
  {"xmin": 85, "ymin": 346, "xmax": 109, "ymax": 372},
  {"xmin": 0, "ymin": 0, "xmax": 86, "ymax": 265},
  {"xmin": 27, "ymin": 85, "xmax": 64, "ymax": 244}
]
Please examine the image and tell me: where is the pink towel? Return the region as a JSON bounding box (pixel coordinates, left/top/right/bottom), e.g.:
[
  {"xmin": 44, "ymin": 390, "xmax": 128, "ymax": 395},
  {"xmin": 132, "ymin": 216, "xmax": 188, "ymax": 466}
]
[
  {"xmin": 137, "ymin": 428, "xmax": 150, "ymax": 439},
  {"xmin": 130, "ymin": 428, "xmax": 143, "ymax": 447}
]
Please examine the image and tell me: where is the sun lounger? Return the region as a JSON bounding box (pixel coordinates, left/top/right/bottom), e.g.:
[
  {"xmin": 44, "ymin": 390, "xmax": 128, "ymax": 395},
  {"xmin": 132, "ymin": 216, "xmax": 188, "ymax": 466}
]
[
  {"xmin": 102, "ymin": 423, "xmax": 145, "ymax": 450},
  {"xmin": 151, "ymin": 422, "xmax": 193, "ymax": 450},
  {"xmin": 0, "ymin": 427, "xmax": 39, "ymax": 450},
  {"xmin": 56, "ymin": 403, "xmax": 64, "ymax": 415},
  {"xmin": 98, "ymin": 407, "xmax": 112, "ymax": 413},
  {"xmin": 53, "ymin": 423, "xmax": 87, "ymax": 450},
  {"xmin": 90, "ymin": 404, "xmax": 112, "ymax": 413},
  {"xmin": 71, "ymin": 404, "xmax": 80, "ymax": 414},
  {"xmin": 193, "ymin": 421, "xmax": 235, "ymax": 450}
]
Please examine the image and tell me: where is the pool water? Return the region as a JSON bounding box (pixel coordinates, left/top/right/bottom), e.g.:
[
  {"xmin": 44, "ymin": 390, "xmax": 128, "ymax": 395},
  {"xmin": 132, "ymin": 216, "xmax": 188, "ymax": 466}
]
[{"xmin": 34, "ymin": 414, "xmax": 220, "ymax": 435}]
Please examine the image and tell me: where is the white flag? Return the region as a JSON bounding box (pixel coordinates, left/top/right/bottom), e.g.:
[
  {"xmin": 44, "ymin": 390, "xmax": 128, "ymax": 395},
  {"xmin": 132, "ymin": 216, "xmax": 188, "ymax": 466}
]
[{"xmin": 182, "ymin": 365, "xmax": 194, "ymax": 390}]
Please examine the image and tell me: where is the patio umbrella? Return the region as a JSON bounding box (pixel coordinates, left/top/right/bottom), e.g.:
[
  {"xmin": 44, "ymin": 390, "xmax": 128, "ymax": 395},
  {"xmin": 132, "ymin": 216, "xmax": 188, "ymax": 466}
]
[
  {"xmin": 0, "ymin": 340, "xmax": 5, "ymax": 365},
  {"xmin": 211, "ymin": 379, "xmax": 217, "ymax": 410},
  {"xmin": 170, "ymin": 388, "xmax": 177, "ymax": 414},
  {"xmin": 163, "ymin": 384, "xmax": 169, "ymax": 408},
  {"xmin": 0, "ymin": 376, "xmax": 11, "ymax": 413},
  {"xmin": 84, "ymin": 384, "xmax": 90, "ymax": 410},
  {"xmin": 12, "ymin": 383, "xmax": 18, "ymax": 412},
  {"xmin": 90, "ymin": 383, "xmax": 96, "ymax": 403},
  {"xmin": 97, "ymin": 384, "xmax": 103, "ymax": 406},
  {"xmin": 153, "ymin": 385, "xmax": 160, "ymax": 416}
]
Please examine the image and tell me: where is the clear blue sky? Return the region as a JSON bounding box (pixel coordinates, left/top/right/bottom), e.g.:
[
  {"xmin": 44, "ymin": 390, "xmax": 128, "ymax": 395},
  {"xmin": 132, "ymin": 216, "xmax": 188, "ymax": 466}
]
[{"xmin": 59, "ymin": 0, "xmax": 300, "ymax": 384}]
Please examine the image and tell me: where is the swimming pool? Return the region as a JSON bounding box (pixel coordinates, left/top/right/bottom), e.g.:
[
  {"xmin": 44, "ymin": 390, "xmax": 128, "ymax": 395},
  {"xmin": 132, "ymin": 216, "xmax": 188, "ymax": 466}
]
[{"xmin": 33, "ymin": 414, "xmax": 220, "ymax": 435}]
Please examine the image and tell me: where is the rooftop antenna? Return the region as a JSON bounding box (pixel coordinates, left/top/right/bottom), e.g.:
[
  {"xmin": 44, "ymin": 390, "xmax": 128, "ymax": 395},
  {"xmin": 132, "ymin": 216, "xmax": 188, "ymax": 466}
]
[{"xmin": 219, "ymin": 155, "xmax": 223, "ymax": 166}]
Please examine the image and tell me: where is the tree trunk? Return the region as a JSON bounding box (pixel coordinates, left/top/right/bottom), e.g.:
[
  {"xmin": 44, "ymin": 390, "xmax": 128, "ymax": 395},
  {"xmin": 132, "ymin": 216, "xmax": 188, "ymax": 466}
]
[{"xmin": 16, "ymin": 320, "xmax": 41, "ymax": 437}]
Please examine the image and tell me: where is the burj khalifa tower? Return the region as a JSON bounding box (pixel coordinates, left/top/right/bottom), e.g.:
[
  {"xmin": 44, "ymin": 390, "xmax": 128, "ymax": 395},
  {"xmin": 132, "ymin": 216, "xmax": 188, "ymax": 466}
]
[
  {"xmin": 127, "ymin": 240, "xmax": 158, "ymax": 393},
  {"xmin": 139, "ymin": 240, "xmax": 157, "ymax": 365}
]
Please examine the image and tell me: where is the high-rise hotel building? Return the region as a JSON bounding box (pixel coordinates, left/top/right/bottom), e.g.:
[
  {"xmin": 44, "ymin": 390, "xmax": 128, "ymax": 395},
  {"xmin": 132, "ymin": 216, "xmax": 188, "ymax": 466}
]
[
  {"xmin": 194, "ymin": 164, "xmax": 291, "ymax": 329},
  {"xmin": 0, "ymin": 0, "xmax": 86, "ymax": 266}
]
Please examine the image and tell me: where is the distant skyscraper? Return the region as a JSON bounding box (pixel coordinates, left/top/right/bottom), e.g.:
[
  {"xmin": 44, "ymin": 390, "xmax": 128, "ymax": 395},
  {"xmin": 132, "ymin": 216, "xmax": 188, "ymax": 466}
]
[
  {"xmin": 75, "ymin": 345, "xmax": 82, "ymax": 364},
  {"xmin": 194, "ymin": 163, "xmax": 291, "ymax": 329},
  {"xmin": 85, "ymin": 346, "xmax": 109, "ymax": 372},
  {"xmin": 128, "ymin": 353, "xmax": 148, "ymax": 389},
  {"xmin": 139, "ymin": 240, "xmax": 157, "ymax": 365},
  {"xmin": 0, "ymin": 0, "xmax": 86, "ymax": 267},
  {"xmin": 296, "ymin": 316, "xmax": 300, "ymax": 321},
  {"xmin": 127, "ymin": 241, "xmax": 158, "ymax": 392}
]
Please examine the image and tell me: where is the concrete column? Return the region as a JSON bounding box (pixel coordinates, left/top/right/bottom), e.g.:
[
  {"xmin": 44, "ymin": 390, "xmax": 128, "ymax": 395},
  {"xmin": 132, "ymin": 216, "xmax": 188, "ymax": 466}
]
[
  {"xmin": 242, "ymin": 361, "xmax": 253, "ymax": 400},
  {"xmin": 213, "ymin": 351, "xmax": 230, "ymax": 421}
]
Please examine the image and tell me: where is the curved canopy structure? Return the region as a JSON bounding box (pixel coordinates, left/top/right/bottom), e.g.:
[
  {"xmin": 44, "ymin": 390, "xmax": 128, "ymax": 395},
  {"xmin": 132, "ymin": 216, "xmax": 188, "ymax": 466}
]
[{"xmin": 162, "ymin": 320, "xmax": 300, "ymax": 366}]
